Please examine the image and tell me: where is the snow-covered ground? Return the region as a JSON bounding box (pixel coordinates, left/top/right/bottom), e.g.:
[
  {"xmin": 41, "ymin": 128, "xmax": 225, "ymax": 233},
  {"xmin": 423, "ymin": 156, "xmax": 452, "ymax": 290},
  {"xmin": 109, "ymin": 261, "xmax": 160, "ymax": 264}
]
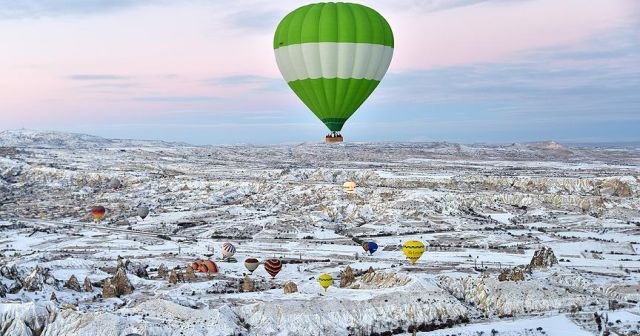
[{"xmin": 1, "ymin": 130, "xmax": 639, "ymax": 335}]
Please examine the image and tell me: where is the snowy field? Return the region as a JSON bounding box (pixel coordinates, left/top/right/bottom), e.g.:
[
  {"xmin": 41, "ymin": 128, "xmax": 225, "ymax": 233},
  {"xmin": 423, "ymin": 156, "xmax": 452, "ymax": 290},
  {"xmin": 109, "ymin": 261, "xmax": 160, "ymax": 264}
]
[{"xmin": 1, "ymin": 130, "xmax": 640, "ymax": 335}]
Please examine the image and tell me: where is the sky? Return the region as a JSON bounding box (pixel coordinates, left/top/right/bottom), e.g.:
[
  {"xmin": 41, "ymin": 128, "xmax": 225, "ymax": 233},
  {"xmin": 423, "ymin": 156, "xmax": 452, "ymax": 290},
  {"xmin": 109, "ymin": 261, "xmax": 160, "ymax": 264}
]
[{"xmin": 0, "ymin": 0, "xmax": 638, "ymax": 144}]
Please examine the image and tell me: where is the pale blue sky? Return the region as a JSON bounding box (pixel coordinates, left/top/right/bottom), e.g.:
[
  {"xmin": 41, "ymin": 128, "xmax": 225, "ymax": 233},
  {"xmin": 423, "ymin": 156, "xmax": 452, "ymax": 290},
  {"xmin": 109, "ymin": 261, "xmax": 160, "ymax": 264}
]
[{"xmin": 1, "ymin": 0, "xmax": 638, "ymax": 144}]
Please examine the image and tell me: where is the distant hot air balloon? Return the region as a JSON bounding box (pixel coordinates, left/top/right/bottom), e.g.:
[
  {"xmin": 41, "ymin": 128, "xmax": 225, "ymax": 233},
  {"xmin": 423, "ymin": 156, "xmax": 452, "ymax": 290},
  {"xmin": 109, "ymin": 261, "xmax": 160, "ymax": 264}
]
[
  {"xmin": 222, "ymin": 243, "xmax": 236, "ymax": 259},
  {"xmin": 244, "ymin": 258, "xmax": 260, "ymax": 274},
  {"xmin": 402, "ymin": 240, "xmax": 425, "ymax": 264},
  {"xmin": 91, "ymin": 206, "xmax": 106, "ymax": 221},
  {"xmin": 191, "ymin": 259, "xmax": 218, "ymax": 273},
  {"xmin": 264, "ymin": 259, "xmax": 282, "ymax": 278},
  {"xmin": 274, "ymin": 3, "xmax": 394, "ymax": 143},
  {"xmin": 362, "ymin": 242, "xmax": 378, "ymax": 255},
  {"xmin": 343, "ymin": 181, "xmax": 357, "ymax": 194},
  {"xmin": 109, "ymin": 178, "xmax": 121, "ymax": 190},
  {"xmin": 137, "ymin": 206, "xmax": 149, "ymax": 220},
  {"xmin": 318, "ymin": 273, "xmax": 333, "ymax": 292}
]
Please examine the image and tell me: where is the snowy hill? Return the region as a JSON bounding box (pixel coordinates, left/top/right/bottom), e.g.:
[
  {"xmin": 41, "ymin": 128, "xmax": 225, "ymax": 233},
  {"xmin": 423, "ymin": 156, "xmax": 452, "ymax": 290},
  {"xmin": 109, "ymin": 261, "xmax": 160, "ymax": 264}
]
[
  {"xmin": 0, "ymin": 129, "xmax": 186, "ymax": 149},
  {"xmin": 1, "ymin": 129, "xmax": 639, "ymax": 335}
]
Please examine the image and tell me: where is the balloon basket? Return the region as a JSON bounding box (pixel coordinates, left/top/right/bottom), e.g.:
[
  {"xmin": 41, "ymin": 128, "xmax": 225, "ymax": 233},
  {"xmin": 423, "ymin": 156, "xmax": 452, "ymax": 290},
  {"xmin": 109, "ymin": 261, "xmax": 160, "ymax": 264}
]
[{"xmin": 325, "ymin": 135, "xmax": 343, "ymax": 143}]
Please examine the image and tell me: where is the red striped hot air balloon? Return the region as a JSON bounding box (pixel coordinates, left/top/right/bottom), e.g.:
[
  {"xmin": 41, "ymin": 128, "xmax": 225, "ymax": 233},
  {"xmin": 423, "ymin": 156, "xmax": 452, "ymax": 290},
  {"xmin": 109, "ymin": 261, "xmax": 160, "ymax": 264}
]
[
  {"xmin": 222, "ymin": 242, "xmax": 236, "ymax": 259},
  {"xmin": 91, "ymin": 206, "xmax": 106, "ymax": 221},
  {"xmin": 264, "ymin": 259, "xmax": 282, "ymax": 278}
]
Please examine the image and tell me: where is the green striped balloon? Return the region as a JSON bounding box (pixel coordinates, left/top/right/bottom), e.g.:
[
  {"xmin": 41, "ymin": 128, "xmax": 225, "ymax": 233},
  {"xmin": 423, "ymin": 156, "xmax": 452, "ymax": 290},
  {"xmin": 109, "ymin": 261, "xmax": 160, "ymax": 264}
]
[{"xmin": 274, "ymin": 2, "xmax": 394, "ymax": 133}]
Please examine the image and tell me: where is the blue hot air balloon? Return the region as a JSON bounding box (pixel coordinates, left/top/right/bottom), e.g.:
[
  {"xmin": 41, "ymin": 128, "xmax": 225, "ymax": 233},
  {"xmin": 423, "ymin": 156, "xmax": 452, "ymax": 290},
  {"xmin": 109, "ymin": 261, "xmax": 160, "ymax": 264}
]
[{"xmin": 362, "ymin": 242, "xmax": 379, "ymax": 255}]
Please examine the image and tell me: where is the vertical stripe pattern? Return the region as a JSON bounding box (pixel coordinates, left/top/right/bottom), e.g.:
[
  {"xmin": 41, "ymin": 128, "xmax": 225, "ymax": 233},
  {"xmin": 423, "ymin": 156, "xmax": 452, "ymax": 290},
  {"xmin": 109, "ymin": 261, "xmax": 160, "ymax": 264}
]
[{"xmin": 274, "ymin": 2, "xmax": 394, "ymax": 132}]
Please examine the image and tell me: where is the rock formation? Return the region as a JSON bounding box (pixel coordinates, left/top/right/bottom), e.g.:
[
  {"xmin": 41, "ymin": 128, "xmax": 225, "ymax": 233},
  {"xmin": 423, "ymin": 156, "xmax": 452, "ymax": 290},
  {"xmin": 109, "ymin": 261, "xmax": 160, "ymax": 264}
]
[
  {"xmin": 184, "ymin": 266, "xmax": 195, "ymax": 281},
  {"xmin": 64, "ymin": 274, "xmax": 81, "ymax": 292},
  {"xmin": 102, "ymin": 279, "xmax": 116, "ymax": 298},
  {"xmin": 23, "ymin": 266, "xmax": 45, "ymax": 292},
  {"xmin": 83, "ymin": 276, "xmax": 93, "ymax": 292},
  {"xmin": 351, "ymin": 272, "xmax": 411, "ymax": 289},
  {"xmin": 340, "ymin": 266, "xmax": 355, "ymax": 288},
  {"xmin": 283, "ymin": 281, "xmax": 298, "ymax": 294},
  {"xmin": 498, "ymin": 266, "xmax": 529, "ymax": 282},
  {"xmin": 168, "ymin": 271, "xmax": 178, "ymax": 284},
  {"xmin": 157, "ymin": 264, "xmax": 168, "ymax": 278},
  {"xmin": 112, "ymin": 268, "xmax": 133, "ymax": 296},
  {"xmin": 125, "ymin": 260, "xmax": 149, "ymax": 279},
  {"xmin": 529, "ymin": 246, "xmax": 558, "ymax": 269},
  {"xmin": 0, "ymin": 264, "xmax": 19, "ymax": 280},
  {"xmin": 242, "ymin": 275, "xmax": 255, "ymax": 292}
]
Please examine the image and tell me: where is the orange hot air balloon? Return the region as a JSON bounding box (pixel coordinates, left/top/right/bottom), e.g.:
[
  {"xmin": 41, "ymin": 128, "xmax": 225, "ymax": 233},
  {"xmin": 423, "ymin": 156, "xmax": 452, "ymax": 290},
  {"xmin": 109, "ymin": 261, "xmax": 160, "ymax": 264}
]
[
  {"xmin": 192, "ymin": 259, "xmax": 218, "ymax": 273},
  {"xmin": 201, "ymin": 260, "xmax": 218, "ymax": 273},
  {"xmin": 91, "ymin": 206, "xmax": 106, "ymax": 221}
]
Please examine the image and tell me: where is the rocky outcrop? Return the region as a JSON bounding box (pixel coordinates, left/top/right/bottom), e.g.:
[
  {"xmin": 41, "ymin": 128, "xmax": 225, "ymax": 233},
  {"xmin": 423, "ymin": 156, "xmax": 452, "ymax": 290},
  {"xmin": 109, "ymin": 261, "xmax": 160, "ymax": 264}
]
[
  {"xmin": 102, "ymin": 263, "xmax": 134, "ymax": 298},
  {"xmin": 50, "ymin": 291, "xmax": 58, "ymax": 302},
  {"xmin": 157, "ymin": 264, "xmax": 168, "ymax": 278},
  {"xmin": 125, "ymin": 260, "xmax": 148, "ymax": 279},
  {"xmin": 599, "ymin": 178, "xmax": 632, "ymax": 197},
  {"xmin": 64, "ymin": 275, "xmax": 81, "ymax": 292},
  {"xmin": 0, "ymin": 281, "xmax": 7, "ymax": 298},
  {"xmin": 168, "ymin": 271, "xmax": 178, "ymax": 285},
  {"xmin": 498, "ymin": 265, "xmax": 529, "ymax": 282},
  {"xmin": 438, "ymin": 274, "xmax": 604, "ymax": 316},
  {"xmin": 8, "ymin": 281, "xmax": 22, "ymax": 294},
  {"xmin": 83, "ymin": 277, "xmax": 93, "ymax": 292},
  {"xmin": 23, "ymin": 266, "xmax": 45, "ymax": 292},
  {"xmin": 236, "ymin": 280, "xmax": 468, "ymax": 335},
  {"xmin": 529, "ymin": 246, "xmax": 558, "ymax": 269},
  {"xmin": 351, "ymin": 272, "xmax": 411, "ymax": 289},
  {"xmin": 0, "ymin": 264, "xmax": 19, "ymax": 280},
  {"xmin": 242, "ymin": 275, "xmax": 255, "ymax": 292},
  {"xmin": 0, "ymin": 301, "xmax": 57, "ymax": 336},
  {"xmin": 340, "ymin": 266, "xmax": 355, "ymax": 288},
  {"xmin": 184, "ymin": 266, "xmax": 195, "ymax": 281},
  {"xmin": 102, "ymin": 279, "xmax": 117, "ymax": 298},
  {"xmin": 283, "ymin": 281, "xmax": 298, "ymax": 294},
  {"xmin": 112, "ymin": 268, "xmax": 133, "ymax": 296}
]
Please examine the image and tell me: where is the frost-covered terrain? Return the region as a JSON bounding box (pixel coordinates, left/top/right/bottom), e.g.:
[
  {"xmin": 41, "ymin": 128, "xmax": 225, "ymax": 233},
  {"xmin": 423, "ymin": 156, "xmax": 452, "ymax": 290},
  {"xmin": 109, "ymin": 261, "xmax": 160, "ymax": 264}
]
[{"xmin": 1, "ymin": 130, "xmax": 639, "ymax": 336}]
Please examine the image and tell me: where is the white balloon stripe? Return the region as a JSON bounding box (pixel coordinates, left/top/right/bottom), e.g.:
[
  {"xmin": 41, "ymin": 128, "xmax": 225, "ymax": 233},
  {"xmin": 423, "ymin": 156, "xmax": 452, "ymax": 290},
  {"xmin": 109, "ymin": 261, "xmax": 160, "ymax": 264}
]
[{"xmin": 275, "ymin": 42, "xmax": 393, "ymax": 82}]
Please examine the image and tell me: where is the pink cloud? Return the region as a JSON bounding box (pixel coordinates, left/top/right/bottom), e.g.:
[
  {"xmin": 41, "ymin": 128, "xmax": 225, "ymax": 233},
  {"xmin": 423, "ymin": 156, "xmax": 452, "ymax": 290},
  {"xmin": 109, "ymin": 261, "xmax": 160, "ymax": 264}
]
[
  {"xmin": 0, "ymin": 0, "xmax": 636, "ymax": 128},
  {"xmin": 385, "ymin": 0, "xmax": 635, "ymax": 71}
]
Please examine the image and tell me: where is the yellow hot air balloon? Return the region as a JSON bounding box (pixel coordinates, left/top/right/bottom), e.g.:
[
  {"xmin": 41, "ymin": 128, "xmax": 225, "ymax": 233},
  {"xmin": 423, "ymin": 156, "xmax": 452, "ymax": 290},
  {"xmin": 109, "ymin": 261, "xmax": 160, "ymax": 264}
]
[
  {"xmin": 342, "ymin": 181, "xmax": 356, "ymax": 194},
  {"xmin": 318, "ymin": 273, "xmax": 333, "ymax": 292},
  {"xmin": 402, "ymin": 240, "xmax": 425, "ymax": 264}
]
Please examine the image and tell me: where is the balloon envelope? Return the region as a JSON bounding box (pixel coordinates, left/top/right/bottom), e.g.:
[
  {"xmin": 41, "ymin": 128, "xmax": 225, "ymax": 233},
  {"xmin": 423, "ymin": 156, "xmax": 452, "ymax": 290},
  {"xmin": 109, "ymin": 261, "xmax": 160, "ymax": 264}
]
[
  {"xmin": 264, "ymin": 259, "xmax": 282, "ymax": 278},
  {"xmin": 192, "ymin": 259, "xmax": 218, "ymax": 273},
  {"xmin": 109, "ymin": 178, "xmax": 121, "ymax": 190},
  {"xmin": 91, "ymin": 206, "xmax": 106, "ymax": 220},
  {"xmin": 222, "ymin": 243, "xmax": 236, "ymax": 258},
  {"xmin": 362, "ymin": 242, "xmax": 378, "ymax": 254},
  {"xmin": 274, "ymin": 3, "xmax": 394, "ymax": 133},
  {"xmin": 137, "ymin": 206, "xmax": 149, "ymax": 219},
  {"xmin": 318, "ymin": 273, "xmax": 333, "ymax": 291},
  {"xmin": 244, "ymin": 258, "xmax": 260, "ymax": 273},
  {"xmin": 343, "ymin": 181, "xmax": 357, "ymax": 194},
  {"xmin": 402, "ymin": 240, "xmax": 425, "ymax": 264}
]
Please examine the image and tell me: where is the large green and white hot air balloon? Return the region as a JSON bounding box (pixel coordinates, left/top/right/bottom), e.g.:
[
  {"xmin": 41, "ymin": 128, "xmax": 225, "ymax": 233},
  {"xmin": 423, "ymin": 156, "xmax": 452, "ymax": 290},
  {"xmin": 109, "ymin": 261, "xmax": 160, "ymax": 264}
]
[{"xmin": 274, "ymin": 2, "xmax": 394, "ymax": 143}]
